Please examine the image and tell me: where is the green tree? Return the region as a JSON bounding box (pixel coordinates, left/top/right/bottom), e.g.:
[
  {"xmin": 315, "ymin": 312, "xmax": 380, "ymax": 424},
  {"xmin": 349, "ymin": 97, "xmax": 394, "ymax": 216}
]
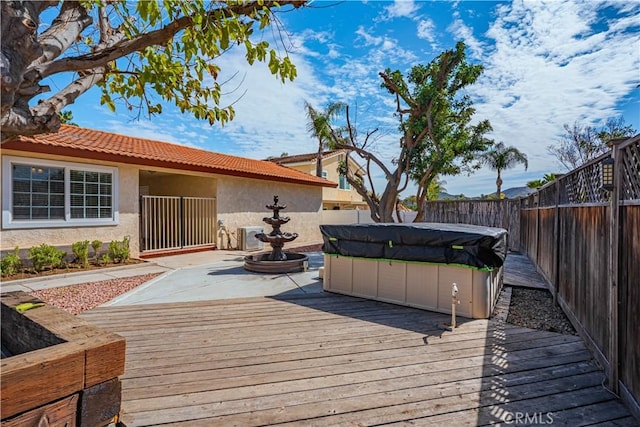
[
  {"xmin": 305, "ymin": 101, "xmax": 346, "ymax": 177},
  {"xmin": 480, "ymin": 142, "xmax": 528, "ymax": 198},
  {"xmin": 526, "ymin": 179, "xmax": 544, "ymax": 190},
  {"xmin": 58, "ymin": 110, "xmax": 77, "ymax": 126},
  {"xmin": 1, "ymin": 1, "xmax": 307, "ymax": 142},
  {"xmin": 329, "ymin": 42, "xmax": 492, "ymax": 222},
  {"xmin": 526, "ymin": 173, "xmax": 557, "ymax": 190},
  {"xmin": 547, "ymin": 117, "xmax": 636, "ymax": 170},
  {"xmin": 426, "ymin": 176, "xmax": 447, "ymax": 201}
]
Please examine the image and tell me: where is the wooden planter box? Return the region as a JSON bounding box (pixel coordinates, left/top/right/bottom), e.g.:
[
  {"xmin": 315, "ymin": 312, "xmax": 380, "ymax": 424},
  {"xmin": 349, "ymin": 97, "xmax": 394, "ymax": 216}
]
[{"xmin": 1, "ymin": 291, "xmax": 125, "ymax": 426}]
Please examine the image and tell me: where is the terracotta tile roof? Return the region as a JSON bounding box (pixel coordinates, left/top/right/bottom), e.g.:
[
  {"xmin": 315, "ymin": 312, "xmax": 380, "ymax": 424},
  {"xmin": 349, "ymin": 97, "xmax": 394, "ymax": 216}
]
[
  {"xmin": 267, "ymin": 150, "xmax": 344, "ymax": 165},
  {"xmin": 270, "ymin": 149, "xmax": 366, "ymax": 176},
  {"xmin": 3, "ymin": 126, "xmax": 335, "ymax": 188}
]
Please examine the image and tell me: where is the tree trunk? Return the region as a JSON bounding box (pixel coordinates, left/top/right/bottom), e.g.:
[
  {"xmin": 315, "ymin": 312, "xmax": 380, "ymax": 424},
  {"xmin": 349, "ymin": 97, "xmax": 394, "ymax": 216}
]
[
  {"xmin": 378, "ymin": 186, "xmax": 399, "ymax": 223},
  {"xmin": 315, "ymin": 142, "xmax": 323, "ymax": 177},
  {"xmin": 496, "ymin": 170, "xmax": 503, "ymax": 199}
]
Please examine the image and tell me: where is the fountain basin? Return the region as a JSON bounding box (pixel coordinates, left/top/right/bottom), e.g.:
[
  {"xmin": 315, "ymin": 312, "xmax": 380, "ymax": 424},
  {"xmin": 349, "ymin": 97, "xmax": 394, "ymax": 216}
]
[{"xmin": 244, "ymin": 252, "xmax": 309, "ymax": 274}]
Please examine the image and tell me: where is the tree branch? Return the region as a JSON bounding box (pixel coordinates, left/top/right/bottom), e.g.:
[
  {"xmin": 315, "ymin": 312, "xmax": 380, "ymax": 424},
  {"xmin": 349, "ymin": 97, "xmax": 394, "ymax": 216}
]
[
  {"xmin": 31, "ymin": 1, "xmax": 92, "ymax": 68},
  {"xmin": 379, "ymin": 71, "xmax": 415, "ymax": 109},
  {"xmin": 33, "ymin": 0, "xmax": 306, "ymax": 79}
]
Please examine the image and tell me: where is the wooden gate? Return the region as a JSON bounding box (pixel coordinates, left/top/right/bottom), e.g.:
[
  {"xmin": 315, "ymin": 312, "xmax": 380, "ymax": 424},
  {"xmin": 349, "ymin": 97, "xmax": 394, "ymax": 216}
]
[{"xmin": 140, "ymin": 196, "xmax": 216, "ymax": 252}]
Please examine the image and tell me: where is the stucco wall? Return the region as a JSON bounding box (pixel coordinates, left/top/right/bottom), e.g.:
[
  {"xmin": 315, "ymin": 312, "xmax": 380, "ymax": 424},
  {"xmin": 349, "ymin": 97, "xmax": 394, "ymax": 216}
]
[
  {"xmin": 140, "ymin": 172, "xmax": 216, "ymax": 197},
  {"xmin": 281, "ymin": 157, "xmax": 365, "ymax": 208},
  {"xmin": 1, "ymin": 151, "xmax": 140, "ymax": 256},
  {"xmin": 216, "ymin": 176, "xmax": 323, "ymax": 249}
]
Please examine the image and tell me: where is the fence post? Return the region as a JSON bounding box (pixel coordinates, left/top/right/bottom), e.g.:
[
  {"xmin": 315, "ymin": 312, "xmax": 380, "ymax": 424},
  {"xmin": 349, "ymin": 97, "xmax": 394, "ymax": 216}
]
[
  {"xmin": 608, "ymin": 142, "xmax": 622, "ymax": 393},
  {"xmin": 553, "ymin": 179, "xmax": 560, "ymax": 305},
  {"xmin": 180, "ymin": 197, "xmax": 185, "ymax": 249}
]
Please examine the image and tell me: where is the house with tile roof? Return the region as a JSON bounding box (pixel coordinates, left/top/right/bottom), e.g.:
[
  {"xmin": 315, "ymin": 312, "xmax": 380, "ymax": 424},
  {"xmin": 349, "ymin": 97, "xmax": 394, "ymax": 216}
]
[
  {"xmin": 268, "ymin": 150, "xmax": 368, "ymax": 210},
  {"xmin": 1, "ymin": 126, "xmax": 335, "ymax": 257}
]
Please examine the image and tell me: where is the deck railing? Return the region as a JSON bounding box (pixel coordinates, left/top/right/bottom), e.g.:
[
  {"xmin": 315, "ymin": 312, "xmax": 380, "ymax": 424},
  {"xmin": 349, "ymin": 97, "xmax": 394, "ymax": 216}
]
[{"xmin": 140, "ymin": 196, "xmax": 216, "ymax": 252}]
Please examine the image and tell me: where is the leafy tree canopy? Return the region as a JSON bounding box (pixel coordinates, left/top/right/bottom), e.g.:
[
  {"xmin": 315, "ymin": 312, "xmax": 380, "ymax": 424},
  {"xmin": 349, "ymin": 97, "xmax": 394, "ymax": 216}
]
[
  {"xmin": 0, "ymin": 0, "xmax": 306, "ymax": 142},
  {"xmin": 328, "ymin": 42, "xmax": 493, "ymax": 222}
]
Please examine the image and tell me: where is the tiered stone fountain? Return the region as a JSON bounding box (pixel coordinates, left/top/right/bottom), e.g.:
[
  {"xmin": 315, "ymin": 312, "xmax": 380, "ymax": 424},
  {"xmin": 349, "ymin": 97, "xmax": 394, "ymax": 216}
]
[{"xmin": 243, "ymin": 196, "xmax": 309, "ymax": 273}]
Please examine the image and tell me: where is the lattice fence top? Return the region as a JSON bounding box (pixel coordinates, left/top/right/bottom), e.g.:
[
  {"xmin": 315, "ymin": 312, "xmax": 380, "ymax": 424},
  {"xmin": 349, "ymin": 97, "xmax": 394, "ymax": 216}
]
[
  {"xmin": 559, "ymin": 159, "xmax": 611, "ymax": 204},
  {"xmin": 525, "ymin": 136, "xmax": 639, "ymax": 207},
  {"xmin": 620, "ymin": 138, "xmax": 640, "ymax": 201}
]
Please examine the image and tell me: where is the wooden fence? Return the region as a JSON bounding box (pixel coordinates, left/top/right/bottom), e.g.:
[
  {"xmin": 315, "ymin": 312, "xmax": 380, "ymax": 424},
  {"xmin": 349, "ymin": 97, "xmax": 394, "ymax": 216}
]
[
  {"xmin": 423, "ymin": 135, "xmax": 640, "ymax": 415},
  {"xmin": 422, "ymin": 199, "xmax": 524, "ymax": 250}
]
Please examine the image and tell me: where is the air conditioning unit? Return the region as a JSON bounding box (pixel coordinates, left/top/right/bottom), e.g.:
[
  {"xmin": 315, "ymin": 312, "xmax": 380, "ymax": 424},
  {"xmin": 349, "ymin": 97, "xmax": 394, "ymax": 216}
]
[{"xmin": 238, "ymin": 226, "xmax": 265, "ymax": 251}]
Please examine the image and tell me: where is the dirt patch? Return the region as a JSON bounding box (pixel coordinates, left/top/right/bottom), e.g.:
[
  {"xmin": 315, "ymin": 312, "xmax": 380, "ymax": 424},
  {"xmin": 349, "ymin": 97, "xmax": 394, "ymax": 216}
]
[{"xmin": 1, "ymin": 259, "xmax": 144, "ymax": 282}]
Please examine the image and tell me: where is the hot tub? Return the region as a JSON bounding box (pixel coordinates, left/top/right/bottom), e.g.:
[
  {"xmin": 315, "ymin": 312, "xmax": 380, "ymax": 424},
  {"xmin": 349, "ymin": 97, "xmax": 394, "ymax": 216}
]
[{"xmin": 320, "ymin": 223, "xmax": 507, "ymax": 319}]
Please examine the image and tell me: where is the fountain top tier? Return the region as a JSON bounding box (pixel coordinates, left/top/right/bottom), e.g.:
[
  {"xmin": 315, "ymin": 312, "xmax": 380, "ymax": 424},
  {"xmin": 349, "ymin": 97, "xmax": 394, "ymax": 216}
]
[{"xmin": 263, "ymin": 195, "xmax": 289, "ymax": 223}]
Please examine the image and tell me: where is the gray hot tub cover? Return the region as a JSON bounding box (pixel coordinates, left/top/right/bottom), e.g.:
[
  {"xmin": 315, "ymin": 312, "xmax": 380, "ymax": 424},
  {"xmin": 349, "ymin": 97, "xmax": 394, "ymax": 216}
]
[{"xmin": 320, "ymin": 222, "xmax": 508, "ymax": 269}]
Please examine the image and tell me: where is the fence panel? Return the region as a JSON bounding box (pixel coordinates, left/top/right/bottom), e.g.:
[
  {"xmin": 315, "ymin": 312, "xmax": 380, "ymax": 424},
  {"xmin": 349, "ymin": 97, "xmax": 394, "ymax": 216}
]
[
  {"xmin": 557, "ymin": 205, "xmax": 610, "ymax": 360},
  {"xmin": 521, "ymin": 209, "xmax": 538, "ymax": 259},
  {"xmin": 140, "ymin": 196, "xmax": 216, "ymax": 252},
  {"xmin": 141, "ymin": 196, "xmax": 182, "ymax": 252},
  {"xmin": 620, "ymin": 204, "xmax": 640, "ymax": 404},
  {"xmin": 182, "ymin": 197, "xmax": 216, "ymax": 248},
  {"xmin": 535, "ymin": 207, "xmax": 557, "ymax": 285},
  {"xmin": 423, "ymin": 200, "xmax": 521, "ymax": 250}
]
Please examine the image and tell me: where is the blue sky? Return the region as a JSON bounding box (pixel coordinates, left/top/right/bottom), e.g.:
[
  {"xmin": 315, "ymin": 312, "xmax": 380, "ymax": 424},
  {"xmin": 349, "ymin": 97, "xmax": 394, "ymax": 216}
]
[{"xmin": 60, "ymin": 0, "xmax": 640, "ymax": 197}]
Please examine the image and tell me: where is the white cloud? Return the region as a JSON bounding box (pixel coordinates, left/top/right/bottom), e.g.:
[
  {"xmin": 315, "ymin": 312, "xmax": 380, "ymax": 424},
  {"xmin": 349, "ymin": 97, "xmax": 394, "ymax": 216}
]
[
  {"xmin": 417, "ymin": 19, "xmax": 436, "ymax": 43},
  {"xmin": 384, "ymin": 0, "xmax": 420, "ymax": 20},
  {"xmin": 447, "ymin": 18, "xmax": 484, "ymax": 58},
  {"xmin": 444, "ymin": 0, "xmax": 640, "ymax": 195},
  {"xmin": 355, "ymin": 25, "xmax": 383, "ymax": 47}
]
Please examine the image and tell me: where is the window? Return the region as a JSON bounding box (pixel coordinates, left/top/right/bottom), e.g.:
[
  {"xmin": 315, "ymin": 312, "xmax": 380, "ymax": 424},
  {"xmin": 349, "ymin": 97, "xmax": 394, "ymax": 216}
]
[
  {"xmin": 70, "ymin": 170, "xmax": 112, "ymax": 219},
  {"xmin": 322, "ymin": 171, "xmax": 328, "ymax": 179},
  {"xmin": 12, "ymin": 165, "xmax": 65, "ymax": 220},
  {"xmin": 339, "ymin": 174, "xmax": 351, "ymax": 190},
  {"xmin": 3, "ymin": 156, "xmax": 118, "ymax": 228}
]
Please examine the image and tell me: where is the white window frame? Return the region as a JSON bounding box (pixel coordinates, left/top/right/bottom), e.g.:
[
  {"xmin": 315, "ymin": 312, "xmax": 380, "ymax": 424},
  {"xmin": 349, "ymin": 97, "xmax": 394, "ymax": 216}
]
[{"xmin": 2, "ymin": 156, "xmax": 119, "ymax": 229}]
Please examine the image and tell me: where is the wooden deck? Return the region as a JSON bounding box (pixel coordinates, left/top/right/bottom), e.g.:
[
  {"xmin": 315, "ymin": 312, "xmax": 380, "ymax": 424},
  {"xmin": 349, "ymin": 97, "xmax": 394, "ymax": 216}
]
[
  {"xmin": 79, "ymin": 293, "xmax": 636, "ymax": 426},
  {"xmin": 503, "ymin": 252, "xmax": 549, "ymax": 289}
]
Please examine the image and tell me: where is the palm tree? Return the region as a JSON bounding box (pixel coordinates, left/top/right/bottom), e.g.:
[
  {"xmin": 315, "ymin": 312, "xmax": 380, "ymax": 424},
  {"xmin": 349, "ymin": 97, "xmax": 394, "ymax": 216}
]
[
  {"xmin": 426, "ymin": 176, "xmax": 447, "ymax": 201},
  {"xmin": 304, "ymin": 101, "xmax": 346, "ymax": 177},
  {"xmin": 480, "ymin": 142, "xmax": 528, "ymax": 198}
]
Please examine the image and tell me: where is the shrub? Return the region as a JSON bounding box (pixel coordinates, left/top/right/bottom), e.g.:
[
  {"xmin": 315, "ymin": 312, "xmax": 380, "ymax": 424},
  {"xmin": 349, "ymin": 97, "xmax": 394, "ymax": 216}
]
[
  {"xmin": 28, "ymin": 243, "xmax": 65, "ymax": 273},
  {"xmin": 1, "ymin": 247, "xmax": 23, "ymax": 277},
  {"xmin": 107, "ymin": 236, "xmax": 130, "ymax": 264},
  {"xmin": 91, "ymin": 240, "xmax": 103, "ymax": 261},
  {"xmin": 72, "ymin": 240, "xmax": 90, "ymax": 268}
]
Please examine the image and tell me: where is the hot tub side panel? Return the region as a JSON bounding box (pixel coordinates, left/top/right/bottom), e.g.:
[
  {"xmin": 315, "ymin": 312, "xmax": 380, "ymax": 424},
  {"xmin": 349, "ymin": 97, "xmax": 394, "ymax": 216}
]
[{"xmin": 323, "ymin": 255, "xmax": 502, "ymax": 319}]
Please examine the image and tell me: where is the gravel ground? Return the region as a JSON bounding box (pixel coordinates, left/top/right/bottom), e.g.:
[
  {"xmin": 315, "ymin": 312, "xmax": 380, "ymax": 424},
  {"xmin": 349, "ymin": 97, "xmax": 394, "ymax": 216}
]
[
  {"xmin": 507, "ymin": 287, "xmax": 576, "ymax": 335},
  {"xmin": 31, "ymin": 273, "xmax": 160, "ymax": 315}
]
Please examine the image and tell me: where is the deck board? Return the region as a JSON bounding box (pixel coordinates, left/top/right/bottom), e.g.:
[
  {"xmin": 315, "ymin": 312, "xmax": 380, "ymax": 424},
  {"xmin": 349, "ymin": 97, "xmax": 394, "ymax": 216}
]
[
  {"xmin": 80, "ymin": 293, "xmax": 634, "ymax": 426},
  {"xmin": 503, "ymin": 252, "xmax": 549, "ymax": 289}
]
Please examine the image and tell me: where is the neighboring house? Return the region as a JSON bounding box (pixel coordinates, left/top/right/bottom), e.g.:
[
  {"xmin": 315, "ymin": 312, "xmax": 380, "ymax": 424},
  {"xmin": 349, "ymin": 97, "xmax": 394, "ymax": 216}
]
[
  {"xmin": 1, "ymin": 126, "xmax": 335, "ymax": 257},
  {"xmin": 269, "ymin": 150, "xmax": 368, "ymax": 210}
]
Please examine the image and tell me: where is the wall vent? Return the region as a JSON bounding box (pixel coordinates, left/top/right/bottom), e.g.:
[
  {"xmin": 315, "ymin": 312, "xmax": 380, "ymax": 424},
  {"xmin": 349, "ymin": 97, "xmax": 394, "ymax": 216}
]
[{"xmin": 238, "ymin": 226, "xmax": 265, "ymax": 251}]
